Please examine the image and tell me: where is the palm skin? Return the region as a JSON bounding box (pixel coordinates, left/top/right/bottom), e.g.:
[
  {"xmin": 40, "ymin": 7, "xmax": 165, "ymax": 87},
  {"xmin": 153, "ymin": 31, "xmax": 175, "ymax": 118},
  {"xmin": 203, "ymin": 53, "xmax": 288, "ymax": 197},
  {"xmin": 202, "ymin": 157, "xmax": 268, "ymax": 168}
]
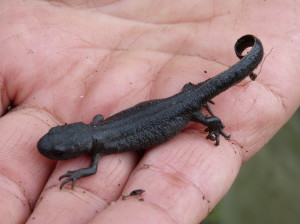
[{"xmin": 0, "ymin": 1, "xmax": 299, "ymax": 223}]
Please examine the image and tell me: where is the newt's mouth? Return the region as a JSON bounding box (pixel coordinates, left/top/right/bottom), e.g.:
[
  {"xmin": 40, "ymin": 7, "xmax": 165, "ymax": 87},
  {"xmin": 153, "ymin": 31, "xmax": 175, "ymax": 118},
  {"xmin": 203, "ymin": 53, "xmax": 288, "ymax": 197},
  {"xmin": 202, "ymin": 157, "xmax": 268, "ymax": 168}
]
[{"xmin": 37, "ymin": 135, "xmax": 63, "ymax": 160}]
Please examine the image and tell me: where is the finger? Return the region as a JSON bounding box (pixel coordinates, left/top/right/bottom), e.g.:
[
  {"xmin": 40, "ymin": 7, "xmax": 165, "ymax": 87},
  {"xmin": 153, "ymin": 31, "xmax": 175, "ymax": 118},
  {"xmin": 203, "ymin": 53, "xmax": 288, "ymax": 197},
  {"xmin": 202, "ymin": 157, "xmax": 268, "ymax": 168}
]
[
  {"xmin": 25, "ymin": 90, "xmax": 141, "ymax": 222},
  {"xmin": 28, "ymin": 152, "xmax": 139, "ymax": 223},
  {"xmin": 89, "ymin": 134, "xmax": 241, "ymax": 223},
  {"xmin": 0, "ymin": 109, "xmax": 57, "ymax": 223}
]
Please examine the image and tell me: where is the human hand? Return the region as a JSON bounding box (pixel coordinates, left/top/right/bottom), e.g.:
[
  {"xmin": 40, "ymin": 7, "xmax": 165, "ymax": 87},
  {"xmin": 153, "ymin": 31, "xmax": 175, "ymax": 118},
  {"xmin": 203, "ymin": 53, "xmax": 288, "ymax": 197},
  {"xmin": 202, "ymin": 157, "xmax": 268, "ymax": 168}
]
[{"xmin": 0, "ymin": 1, "xmax": 299, "ymax": 223}]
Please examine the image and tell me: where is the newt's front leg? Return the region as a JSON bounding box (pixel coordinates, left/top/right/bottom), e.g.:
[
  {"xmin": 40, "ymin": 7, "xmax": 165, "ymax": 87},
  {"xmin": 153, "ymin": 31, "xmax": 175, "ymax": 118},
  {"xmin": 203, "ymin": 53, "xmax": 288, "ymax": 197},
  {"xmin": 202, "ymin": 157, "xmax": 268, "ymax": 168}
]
[{"xmin": 59, "ymin": 153, "xmax": 102, "ymax": 189}]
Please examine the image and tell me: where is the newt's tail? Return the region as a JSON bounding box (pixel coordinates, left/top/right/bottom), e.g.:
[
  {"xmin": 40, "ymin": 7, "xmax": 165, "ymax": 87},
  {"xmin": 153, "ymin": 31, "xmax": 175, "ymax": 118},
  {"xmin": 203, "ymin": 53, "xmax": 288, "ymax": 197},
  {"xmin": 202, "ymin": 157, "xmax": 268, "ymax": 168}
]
[{"xmin": 196, "ymin": 35, "xmax": 264, "ymax": 101}]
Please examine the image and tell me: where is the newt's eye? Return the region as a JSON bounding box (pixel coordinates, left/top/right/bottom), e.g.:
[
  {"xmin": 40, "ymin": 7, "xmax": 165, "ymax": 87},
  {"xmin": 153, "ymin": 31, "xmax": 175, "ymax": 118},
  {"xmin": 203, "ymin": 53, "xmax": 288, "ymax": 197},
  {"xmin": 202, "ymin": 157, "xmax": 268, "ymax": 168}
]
[
  {"xmin": 52, "ymin": 145, "xmax": 67, "ymax": 157},
  {"xmin": 53, "ymin": 150, "xmax": 64, "ymax": 156}
]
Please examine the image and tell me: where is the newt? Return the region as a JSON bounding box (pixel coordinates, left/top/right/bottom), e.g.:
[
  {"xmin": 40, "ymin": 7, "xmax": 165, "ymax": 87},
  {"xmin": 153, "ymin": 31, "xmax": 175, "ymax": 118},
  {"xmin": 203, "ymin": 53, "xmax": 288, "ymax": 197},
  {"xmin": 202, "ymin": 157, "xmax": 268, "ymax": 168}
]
[{"xmin": 37, "ymin": 34, "xmax": 264, "ymax": 189}]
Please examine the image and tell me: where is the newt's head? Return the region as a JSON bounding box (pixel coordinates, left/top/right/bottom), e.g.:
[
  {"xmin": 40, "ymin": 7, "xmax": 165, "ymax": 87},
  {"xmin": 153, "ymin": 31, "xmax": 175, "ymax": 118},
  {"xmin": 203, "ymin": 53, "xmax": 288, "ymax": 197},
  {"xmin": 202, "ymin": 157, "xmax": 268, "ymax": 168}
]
[{"xmin": 37, "ymin": 122, "xmax": 93, "ymax": 160}]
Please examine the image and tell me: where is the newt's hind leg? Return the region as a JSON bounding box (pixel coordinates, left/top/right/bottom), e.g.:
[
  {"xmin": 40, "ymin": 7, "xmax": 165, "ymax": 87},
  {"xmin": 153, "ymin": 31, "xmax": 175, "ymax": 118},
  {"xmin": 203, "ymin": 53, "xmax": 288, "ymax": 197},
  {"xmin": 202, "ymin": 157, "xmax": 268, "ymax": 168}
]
[
  {"xmin": 191, "ymin": 109, "xmax": 230, "ymax": 146},
  {"xmin": 202, "ymin": 100, "xmax": 215, "ymax": 116},
  {"xmin": 183, "ymin": 81, "xmax": 215, "ymax": 115},
  {"xmin": 182, "ymin": 78, "xmax": 212, "ymax": 92}
]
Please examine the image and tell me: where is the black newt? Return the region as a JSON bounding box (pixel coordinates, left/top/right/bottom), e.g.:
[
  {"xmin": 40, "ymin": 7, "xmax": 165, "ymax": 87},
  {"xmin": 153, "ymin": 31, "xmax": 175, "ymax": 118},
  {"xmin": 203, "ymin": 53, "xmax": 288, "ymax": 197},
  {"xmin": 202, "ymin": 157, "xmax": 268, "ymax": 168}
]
[{"xmin": 37, "ymin": 35, "xmax": 264, "ymax": 189}]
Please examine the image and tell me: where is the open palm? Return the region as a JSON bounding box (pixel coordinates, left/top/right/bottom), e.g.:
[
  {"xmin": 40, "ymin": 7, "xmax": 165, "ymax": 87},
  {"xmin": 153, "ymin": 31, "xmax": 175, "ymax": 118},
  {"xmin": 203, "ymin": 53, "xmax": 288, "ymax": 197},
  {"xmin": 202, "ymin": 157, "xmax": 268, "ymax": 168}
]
[{"xmin": 0, "ymin": 1, "xmax": 299, "ymax": 223}]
